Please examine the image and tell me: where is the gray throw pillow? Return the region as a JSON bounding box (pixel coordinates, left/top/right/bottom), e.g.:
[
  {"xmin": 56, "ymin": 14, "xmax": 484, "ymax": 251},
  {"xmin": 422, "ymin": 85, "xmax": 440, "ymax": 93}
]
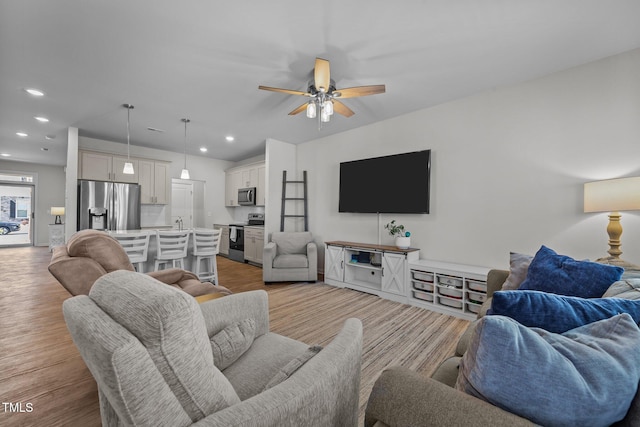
[
  {"xmin": 456, "ymin": 314, "xmax": 640, "ymax": 426},
  {"xmin": 263, "ymin": 345, "xmax": 323, "ymax": 390},
  {"xmin": 210, "ymin": 319, "xmax": 256, "ymax": 370},
  {"xmin": 501, "ymin": 252, "xmax": 533, "ymax": 290}
]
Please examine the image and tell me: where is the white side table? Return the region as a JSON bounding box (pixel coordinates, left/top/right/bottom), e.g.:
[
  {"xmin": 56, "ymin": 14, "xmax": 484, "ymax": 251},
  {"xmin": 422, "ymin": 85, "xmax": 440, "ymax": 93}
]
[{"xmin": 49, "ymin": 224, "xmax": 65, "ymax": 251}]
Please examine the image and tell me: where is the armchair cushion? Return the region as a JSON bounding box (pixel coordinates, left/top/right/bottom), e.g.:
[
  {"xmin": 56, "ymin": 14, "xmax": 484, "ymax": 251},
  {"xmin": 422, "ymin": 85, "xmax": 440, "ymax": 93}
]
[
  {"xmin": 271, "ymin": 231, "xmax": 313, "ymax": 255},
  {"xmin": 263, "ymin": 345, "xmax": 323, "ymax": 390},
  {"xmin": 273, "ymin": 254, "xmax": 309, "ymax": 268},
  {"xmin": 210, "ymin": 319, "xmax": 256, "ymax": 370},
  {"xmin": 519, "ymin": 245, "xmax": 623, "ymax": 298},
  {"xmin": 456, "ymin": 314, "xmax": 640, "ymax": 427},
  {"xmin": 67, "ymin": 229, "xmax": 134, "ymax": 272},
  {"xmin": 89, "ymin": 271, "xmax": 240, "ymax": 421}
]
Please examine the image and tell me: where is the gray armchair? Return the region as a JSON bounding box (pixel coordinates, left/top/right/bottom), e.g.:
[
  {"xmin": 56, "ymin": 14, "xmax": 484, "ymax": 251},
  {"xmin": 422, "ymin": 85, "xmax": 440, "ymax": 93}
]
[
  {"xmin": 63, "ymin": 270, "xmax": 362, "ymax": 427},
  {"xmin": 263, "ymin": 231, "xmax": 318, "ymax": 282}
]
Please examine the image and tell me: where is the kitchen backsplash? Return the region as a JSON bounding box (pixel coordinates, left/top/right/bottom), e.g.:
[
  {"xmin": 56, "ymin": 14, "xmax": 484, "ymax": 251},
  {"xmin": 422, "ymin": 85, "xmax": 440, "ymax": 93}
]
[{"xmin": 141, "ymin": 204, "xmax": 169, "ymax": 227}]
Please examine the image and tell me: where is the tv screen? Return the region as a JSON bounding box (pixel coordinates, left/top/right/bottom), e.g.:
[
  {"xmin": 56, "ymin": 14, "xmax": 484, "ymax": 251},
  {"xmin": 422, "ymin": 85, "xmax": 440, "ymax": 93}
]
[{"xmin": 339, "ymin": 150, "xmax": 431, "ymax": 214}]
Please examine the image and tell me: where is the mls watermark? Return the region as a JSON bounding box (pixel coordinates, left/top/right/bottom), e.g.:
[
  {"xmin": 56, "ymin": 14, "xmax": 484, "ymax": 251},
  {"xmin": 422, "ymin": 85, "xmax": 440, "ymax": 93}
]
[{"xmin": 2, "ymin": 402, "xmax": 34, "ymax": 413}]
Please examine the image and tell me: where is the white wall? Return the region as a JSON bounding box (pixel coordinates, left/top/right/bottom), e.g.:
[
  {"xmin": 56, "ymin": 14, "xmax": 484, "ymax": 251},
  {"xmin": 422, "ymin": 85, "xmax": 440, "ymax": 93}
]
[
  {"xmin": 265, "ymin": 138, "xmax": 297, "ymax": 239},
  {"xmin": 298, "ymin": 48, "xmax": 640, "ymax": 269},
  {"xmin": 0, "ymin": 160, "xmax": 66, "ymax": 246}
]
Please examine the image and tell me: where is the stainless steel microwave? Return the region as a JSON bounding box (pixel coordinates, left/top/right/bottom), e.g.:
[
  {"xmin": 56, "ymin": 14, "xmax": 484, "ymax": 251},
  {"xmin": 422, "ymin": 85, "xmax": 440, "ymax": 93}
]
[{"xmin": 238, "ymin": 187, "xmax": 256, "ymax": 205}]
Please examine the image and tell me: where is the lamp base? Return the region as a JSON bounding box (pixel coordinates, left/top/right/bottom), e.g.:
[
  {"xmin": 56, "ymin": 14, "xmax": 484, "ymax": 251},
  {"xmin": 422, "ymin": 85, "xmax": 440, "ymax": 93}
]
[
  {"xmin": 595, "ymin": 256, "xmax": 640, "ymax": 270},
  {"xmin": 54, "ymin": 215, "xmax": 62, "ymax": 225}
]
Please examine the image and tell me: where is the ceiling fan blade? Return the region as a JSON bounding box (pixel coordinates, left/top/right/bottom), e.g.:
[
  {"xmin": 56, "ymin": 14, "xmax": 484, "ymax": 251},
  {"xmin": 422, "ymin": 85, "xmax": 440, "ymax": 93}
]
[
  {"xmin": 314, "ymin": 58, "xmax": 331, "ymax": 93},
  {"xmin": 332, "ymin": 100, "xmax": 355, "ymax": 117},
  {"xmin": 288, "ymin": 103, "xmax": 308, "ymax": 116},
  {"xmin": 334, "ymin": 85, "xmax": 386, "ymax": 98},
  {"xmin": 258, "ymin": 85, "xmax": 310, "ymax": 97}
]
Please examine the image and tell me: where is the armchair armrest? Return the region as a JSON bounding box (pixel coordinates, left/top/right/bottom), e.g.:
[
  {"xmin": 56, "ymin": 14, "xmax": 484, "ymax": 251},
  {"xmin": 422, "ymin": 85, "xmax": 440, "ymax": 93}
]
[
  {"xmin": 199, "ymin": 290, "xmax": 270, "ymax": 338},
  {"xmin": 146, "ymin": 268, "xmax": 198, "ymax": 284},
  {"xmin": 307, "ymin": 242, "xmax": 317, "ymax": 279},
  {"xmin": 365, "ymin": 366, "xmax": 535, "ymax": 427}
]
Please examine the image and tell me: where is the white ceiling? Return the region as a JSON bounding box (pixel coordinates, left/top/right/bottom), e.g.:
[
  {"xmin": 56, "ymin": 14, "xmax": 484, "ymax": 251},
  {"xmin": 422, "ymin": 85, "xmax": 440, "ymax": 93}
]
[{"xmin": 2, "ymin": 1, "xmax": 640, "ymax": 167}]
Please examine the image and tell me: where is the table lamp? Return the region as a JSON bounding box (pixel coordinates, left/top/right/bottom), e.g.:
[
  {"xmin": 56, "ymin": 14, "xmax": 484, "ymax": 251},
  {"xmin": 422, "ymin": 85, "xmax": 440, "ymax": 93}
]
[
  {"xmin": 584, "ymin": 176, "xmax": 640, "ymax": 268},
  {"xmin": 50, "ymin": 207, "xmax": 65, "ymax": 224}
]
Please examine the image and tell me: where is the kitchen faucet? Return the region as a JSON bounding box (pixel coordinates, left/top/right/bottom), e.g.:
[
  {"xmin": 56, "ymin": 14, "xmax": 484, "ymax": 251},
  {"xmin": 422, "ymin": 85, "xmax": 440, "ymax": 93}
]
[{"xmin": 175, "ymin": 216, "xmax": 183, "ymax": 231}]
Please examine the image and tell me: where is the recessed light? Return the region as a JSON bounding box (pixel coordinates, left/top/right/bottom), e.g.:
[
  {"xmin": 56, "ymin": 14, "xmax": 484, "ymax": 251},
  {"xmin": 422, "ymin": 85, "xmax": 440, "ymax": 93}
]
[
  {"xmin": 147, "ymin": 127, "xmax": 165, "ymax": 133},
  {"xmin": 45, "ymin": 135, "xmax": 56, "ymax": 140},
  {"xmin": 41, "ymin": 147, "xmax": 49, "ymax": 151},
  {"xmin": 16, "ymin": 132, "xmax": 28, "ymax": 137},
  {"xmin": 200, "ymin": 147, "xmax": 208, "ymax": 152},
  {"xmin": 24, "ymin": 88, "xmax": 45, "ymax": 97},
  {"xmin": 34, "ymin": 116, "xmax": 49, "ymax": 122},
  {"xmin": 225, "ymin": 136, "xmax": 235, "ymax": 142},
  {"xmin": 1, "ymin": 153, "xmax": 11, "ymax": 157}
]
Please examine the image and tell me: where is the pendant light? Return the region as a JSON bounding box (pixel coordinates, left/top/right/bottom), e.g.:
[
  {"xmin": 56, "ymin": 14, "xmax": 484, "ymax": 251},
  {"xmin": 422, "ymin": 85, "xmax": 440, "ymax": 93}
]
[
  {"xmin": 180, "ymin": 118, "xmax": 190, "ymax": 179},
  {"xmin": 122, "ymin": 104, "xmax": 135, "ymax": 174}
]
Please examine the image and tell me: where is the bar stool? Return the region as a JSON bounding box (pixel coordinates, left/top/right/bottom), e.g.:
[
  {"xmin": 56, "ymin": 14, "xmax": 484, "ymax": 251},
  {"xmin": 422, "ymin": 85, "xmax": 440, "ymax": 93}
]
[
  {"xmin": 192, "ymin": 229, "xmax": 221, "ymax": 284},
  {"xmin": 154, "ymin": 230, "xmax": 190, "ymax": 271},
  {"xmin": 112, "ymin": 232, "xmax": 150, "ymax": 273}
]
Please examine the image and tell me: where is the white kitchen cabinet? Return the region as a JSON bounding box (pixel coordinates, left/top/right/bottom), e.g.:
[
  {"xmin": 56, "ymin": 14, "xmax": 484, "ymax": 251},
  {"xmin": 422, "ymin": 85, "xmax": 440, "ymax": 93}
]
[
  {"xmin": 139, "ymin": 160, "xmax": 170, "ymax": 204},
  {"xmin": 257, "ymin": 165, "xmax": 266, "ymax": 206},
  {"xmin": 79, "ymin": 151, "xmax": 138, "ymax": 183},
  {"xmin": 225, "ymin": 161, "xmax": 265, "ymax": 207},
  {"xmin": 225, "ymin": 170, "xmax": 242, "ymax": 206},
  {"xmin": 244, "ymin": 226, "xmax": 264, "ymax": 265}
]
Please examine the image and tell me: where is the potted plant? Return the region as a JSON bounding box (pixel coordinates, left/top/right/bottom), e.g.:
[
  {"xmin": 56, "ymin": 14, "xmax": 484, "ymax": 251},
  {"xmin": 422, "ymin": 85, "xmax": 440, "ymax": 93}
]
[{"xmin": 385, "ymin": 220, "xmax": 411, "ymax": 249}]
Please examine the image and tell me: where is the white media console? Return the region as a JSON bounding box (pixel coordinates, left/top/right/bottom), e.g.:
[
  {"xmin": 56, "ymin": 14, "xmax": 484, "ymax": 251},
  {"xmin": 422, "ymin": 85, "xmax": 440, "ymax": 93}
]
[{"xmin": 324, "ymin": 241, "xmax": 490, "ymax": 320}]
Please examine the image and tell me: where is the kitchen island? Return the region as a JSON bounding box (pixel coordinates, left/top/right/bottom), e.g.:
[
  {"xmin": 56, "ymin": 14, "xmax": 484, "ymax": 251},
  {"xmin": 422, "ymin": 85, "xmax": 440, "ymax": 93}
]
[{"xmin": 108, "ymin": 228, "xmax": 217, "ymax": 273}]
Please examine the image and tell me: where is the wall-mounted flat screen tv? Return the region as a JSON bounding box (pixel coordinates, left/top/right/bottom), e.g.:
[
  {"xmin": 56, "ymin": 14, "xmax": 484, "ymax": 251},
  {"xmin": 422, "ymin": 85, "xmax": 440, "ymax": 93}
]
[{"xmin": 339, "ymin": 150, "xmax": 431, "ymax": 214}]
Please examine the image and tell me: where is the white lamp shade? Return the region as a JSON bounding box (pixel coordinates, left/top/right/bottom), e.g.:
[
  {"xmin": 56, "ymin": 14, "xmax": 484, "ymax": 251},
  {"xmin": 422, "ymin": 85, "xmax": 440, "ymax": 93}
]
[
  {"xmin": 180, "ymin": 169, "xmax": 190, "ymax": 180},
  {"xmin": 50, "ymin": 207, "xmax": 65, "ymax": 216},
  {"xmin": 584, "ymin": 177, "xmax": 640, "ymax": 213},
  {"xmin": 122, "ymin": 162, "xmax": 135, "ymax": 174}
]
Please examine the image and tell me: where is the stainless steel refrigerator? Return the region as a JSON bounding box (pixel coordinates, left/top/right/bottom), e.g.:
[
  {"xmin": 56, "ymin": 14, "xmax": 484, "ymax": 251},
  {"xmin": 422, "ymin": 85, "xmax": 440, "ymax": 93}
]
[{"xmin": 78, "ymin": 180, "xmax": 141, "ymax": 231}]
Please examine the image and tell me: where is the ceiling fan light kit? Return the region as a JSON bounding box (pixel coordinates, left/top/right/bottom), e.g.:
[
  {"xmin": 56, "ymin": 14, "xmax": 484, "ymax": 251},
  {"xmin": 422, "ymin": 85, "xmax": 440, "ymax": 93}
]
[{"xmin": 259, "ymin": 57, "xmax": 385, "ymax": 129}]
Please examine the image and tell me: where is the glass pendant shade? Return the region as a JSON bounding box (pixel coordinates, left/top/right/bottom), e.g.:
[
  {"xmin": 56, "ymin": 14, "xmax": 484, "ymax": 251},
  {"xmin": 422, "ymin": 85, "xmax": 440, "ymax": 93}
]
[
  {"xmin": 181, "ymin": 118, "xmax": 190, "ymax": 180},
  {"xmin": 306, "ymin": 102, "xmax": 316, "ymax": 118},
  {"xmin": 123, "ymin": 162, "xmax": 135, "ymax": 174},
  {"xmin": 123, "ymin": 104, "xmax": 135, "ymax": 174}
]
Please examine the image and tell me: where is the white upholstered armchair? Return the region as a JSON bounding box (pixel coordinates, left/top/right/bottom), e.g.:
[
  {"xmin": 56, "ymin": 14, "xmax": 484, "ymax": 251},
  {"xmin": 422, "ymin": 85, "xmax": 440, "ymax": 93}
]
[{"xmin": 263, "ymin": 232, "xmax": 318, "ymax": 283}]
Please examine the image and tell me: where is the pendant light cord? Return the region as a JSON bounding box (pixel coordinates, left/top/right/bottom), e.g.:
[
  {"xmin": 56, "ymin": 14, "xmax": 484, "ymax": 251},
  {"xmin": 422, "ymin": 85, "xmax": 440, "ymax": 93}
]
[{"xmin": 127, "ymin": 107, "xmax": 131, "ymax": 160}]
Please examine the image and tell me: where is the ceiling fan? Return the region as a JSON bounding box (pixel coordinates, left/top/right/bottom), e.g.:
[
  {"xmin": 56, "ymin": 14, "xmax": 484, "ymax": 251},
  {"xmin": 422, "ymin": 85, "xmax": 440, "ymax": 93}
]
[{"xmin": 258, "ymin": 57, "xmax": 385, "ymax": 125}]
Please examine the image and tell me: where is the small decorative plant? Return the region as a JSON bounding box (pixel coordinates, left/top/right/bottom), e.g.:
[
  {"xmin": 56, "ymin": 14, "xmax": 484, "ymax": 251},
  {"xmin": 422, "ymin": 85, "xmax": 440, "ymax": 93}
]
[{"xmin": 385, "ymin": 220, "xmax": 409, "ymax": 237}]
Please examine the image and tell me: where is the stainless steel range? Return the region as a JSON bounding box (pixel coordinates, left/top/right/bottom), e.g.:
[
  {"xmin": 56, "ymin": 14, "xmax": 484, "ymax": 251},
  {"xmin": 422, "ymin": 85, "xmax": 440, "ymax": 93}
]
[{"xmin": 228, "ymin": 213, "xmax": 264, "ymax": 263}]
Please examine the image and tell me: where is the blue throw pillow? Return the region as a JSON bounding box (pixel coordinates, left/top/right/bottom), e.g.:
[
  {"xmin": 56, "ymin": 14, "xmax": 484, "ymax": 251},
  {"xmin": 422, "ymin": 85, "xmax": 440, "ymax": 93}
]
[
  {"xmin": 488, "ymin": 290, "xmax": 640, "ymax": 333},
  {"xmin": 456, "ymin": 314, "xmax": 640, "ymax": 427},
  {"xmin": 518, "ymin": 245, "xmax": 623, "ymax": 298}
]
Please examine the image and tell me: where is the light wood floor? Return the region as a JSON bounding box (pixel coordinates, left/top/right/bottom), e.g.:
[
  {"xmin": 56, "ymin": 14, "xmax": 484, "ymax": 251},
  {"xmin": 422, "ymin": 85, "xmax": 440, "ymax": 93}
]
[{"xmin": 0, "ymin": 246, "xmax": 469, "ymax": 426}]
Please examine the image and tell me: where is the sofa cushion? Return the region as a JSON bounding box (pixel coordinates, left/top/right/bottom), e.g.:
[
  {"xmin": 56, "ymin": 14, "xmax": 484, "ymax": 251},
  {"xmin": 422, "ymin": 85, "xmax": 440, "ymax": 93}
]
[
  {"xmin": 456, "ymin": 314, "xmax": 640, "ymax": 427},
  {"xmin": 518, "ymin": 245, "xmax": 623, "ymax": 298},
  {"xmin": 271, "ymin": 232, "xmax": 313, "ymax": 255},
  {"xmin": 501, "ymin": 252, "xmax": 533, "ymax": 290},
  {"xmin": 210, "ymin": 319, "xmax": 256, "ymax": 370},
  {"xmin": 603, "ymin": 278, "xmax": 640, "ymax": 300},
  {"xmin": 273, "ymin": 254, "xmax": 309, "ymax": 268},
  {"xmin": 488, "ymin": 290, "xmax": 640, "ymax": 333},
  {"xmin": 89, "ymin": 270, "xmax": 240, "ymax": 421}
]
